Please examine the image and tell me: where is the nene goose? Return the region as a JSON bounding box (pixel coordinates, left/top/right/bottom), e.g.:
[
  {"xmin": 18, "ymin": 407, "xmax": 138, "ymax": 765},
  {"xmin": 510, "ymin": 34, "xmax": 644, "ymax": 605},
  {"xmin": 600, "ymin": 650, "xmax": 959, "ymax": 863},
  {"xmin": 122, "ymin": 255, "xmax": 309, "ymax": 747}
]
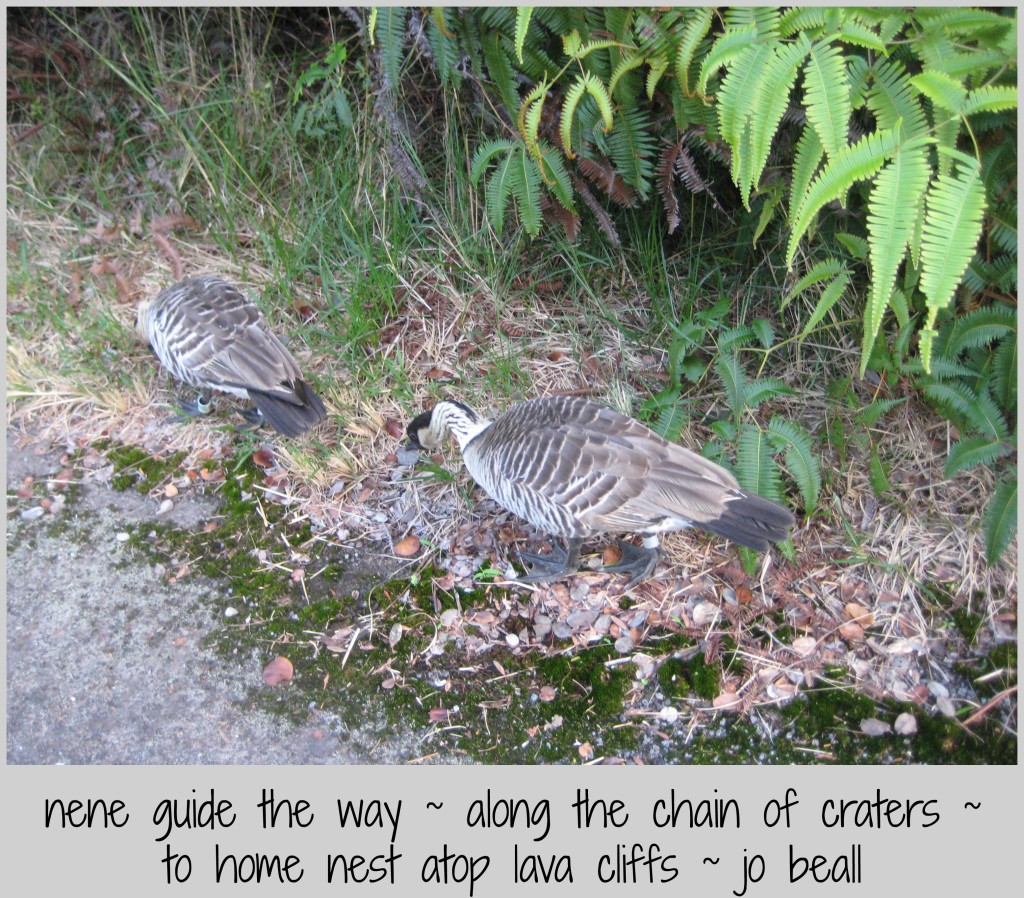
[
  {"xmin": 405, "ymin": 396, "xmax": 794, "ymax": 585},
  {"xmin": 137, "ymin": 275, "xmax": 326, "ymax": 437}
]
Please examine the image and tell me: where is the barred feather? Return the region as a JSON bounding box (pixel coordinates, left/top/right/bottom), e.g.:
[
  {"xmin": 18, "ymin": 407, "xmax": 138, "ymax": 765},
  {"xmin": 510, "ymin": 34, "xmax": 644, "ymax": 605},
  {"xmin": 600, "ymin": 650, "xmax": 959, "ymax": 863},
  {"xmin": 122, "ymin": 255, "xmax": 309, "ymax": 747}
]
[
  {"xmin": 407, "ymin": 396, "xmax": 794, "ymax": 554},
  {"xmin": 137, "ymin": 276, "xmax": 326, "ymax": 437}
]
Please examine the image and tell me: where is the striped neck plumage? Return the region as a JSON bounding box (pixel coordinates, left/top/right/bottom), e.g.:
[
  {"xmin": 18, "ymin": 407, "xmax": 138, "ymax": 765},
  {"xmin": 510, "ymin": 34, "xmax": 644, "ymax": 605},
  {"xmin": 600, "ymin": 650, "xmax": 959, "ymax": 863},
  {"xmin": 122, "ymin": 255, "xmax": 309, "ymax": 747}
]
[{"xmin": 434, "ymin": 401, "xmax": 490, "ymax": 450}]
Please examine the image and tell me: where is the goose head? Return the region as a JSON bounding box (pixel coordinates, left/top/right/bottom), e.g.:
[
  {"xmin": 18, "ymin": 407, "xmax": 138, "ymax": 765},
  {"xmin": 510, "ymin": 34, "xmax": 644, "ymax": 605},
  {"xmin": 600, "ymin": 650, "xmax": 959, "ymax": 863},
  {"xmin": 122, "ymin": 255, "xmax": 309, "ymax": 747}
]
[{"xmin": 405, "ymin": 400, "xmax": 489, "ymax": 452}]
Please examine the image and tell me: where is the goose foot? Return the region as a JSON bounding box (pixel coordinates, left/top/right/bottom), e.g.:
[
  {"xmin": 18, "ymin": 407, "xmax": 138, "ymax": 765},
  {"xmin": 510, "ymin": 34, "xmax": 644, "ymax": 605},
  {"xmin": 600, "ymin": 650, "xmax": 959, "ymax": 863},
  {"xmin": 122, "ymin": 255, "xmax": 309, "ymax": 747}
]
[
  {"xmin": 603, "ymin": 539, "xmax": 660, "ymax": 587},
  {"xmin": 175, "ymin": 389, "xmax": 213, "ymax": 418},
  {"xmin": 516, "ymin": 537, "xmax": 583, "ymax": 583},
  {"xmin": 235, "ymin": 405, "xmax": 265, "ymax": 430}
]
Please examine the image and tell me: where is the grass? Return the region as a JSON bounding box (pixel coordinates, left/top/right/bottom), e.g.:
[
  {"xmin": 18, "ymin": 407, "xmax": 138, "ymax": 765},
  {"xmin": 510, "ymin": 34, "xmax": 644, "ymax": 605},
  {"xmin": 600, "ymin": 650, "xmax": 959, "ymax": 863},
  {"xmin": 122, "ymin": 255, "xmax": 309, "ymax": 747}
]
[{"xmin": 6, "ymin": 8, "xmax": 1016, "ymax": 760}]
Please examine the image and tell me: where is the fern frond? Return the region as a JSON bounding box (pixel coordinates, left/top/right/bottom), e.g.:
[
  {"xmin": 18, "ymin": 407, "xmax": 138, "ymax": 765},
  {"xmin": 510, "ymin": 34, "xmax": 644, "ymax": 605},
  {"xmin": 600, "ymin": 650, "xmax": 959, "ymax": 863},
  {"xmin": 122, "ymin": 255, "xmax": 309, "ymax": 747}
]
[
  {"xmin": 745, "ymin": 377, "xmax": 794, "ymax": 407},
  {"xmin": 910, "ymin": 70, "xmax": 967, "ymax": 113},
  {"xmin": 778, "ymin": 7, "xmax": 826, "ymax": 38},
  {"xmin": 992, "ymin": 332, "xmax": 1017, "ymax": 414},
  {"xmin": 919, "ymin": 161, "xmax": 987, "ymax": 370},
  {"xmin": 482, "ymin": 31, "xmax": 520, "ymax": 114},
  {"xmin": 944, "ymin": 304, "xmax": 1015, "ymax": 355},
  {"xmin": 835, "ymin": 232, "xmax": 868, "ymax": 260},
  {"xmin": 803, "ymin": 39, "xmax": 852, "ymax": 159},
  {"xmin": 867, "ymin": 58, "xmax": 927, "ymax": 139},
  {"xmin": 962, "ymin": 85, "xmax": 1018, "ymax": 116},
  {"xmin": 608, "ymin": 52, "xmax": 647, "ymax": 98},
  {"xmin": 657, "ymin": 142, "xmax": 682, "ymax": 233},
  {"xmin": 714, "ymin": 353, "xmax": 746, "ymax": 415},
  {"xmin": 737, "ymin": 426, "xmax": 786, "ymax": 504},
  {"xmin": 606, "ymin": 107, "xmax": 656, "ymax": 195},
  {"xmin": 646, "ymin": 55, "xmax": 671, "ymax": 100},
  {"xmin": 752, "ymin": 318, "xmax": 775, "ymax": 349},
  {"xmin": 945, "ymin": 436, "xmax": 1010, "ymax": 477},
  {"xmin": 511, "ymin": 149, "xmax": 543, "ymax": 237},
  {"xmin": 767, "ymin": 417, "xmax": 820, "ymax": 512},
  {"xmin": 862, "ymin": 142, "xmax": 931, "ymax": 373},
  {"xmin": 485, "ymin": 150, "xmax": 517, "ymax": 235},
  {"xmin": 744, "ymin": 36, "xmax": 810, "ymax": 208},
  {"xmin": 798, "ymin": 270, "xmax": 849, "ymax": 338},
  {"xmin": 514, "ymin": 7, "xmax": 533, "ymax": 64},
  {"xmin": 983, "ymin": 475, "xmax": 1016, "ymax": 565},
  {"xmin": 726, "ymin": 7, "xmax": 781, "ymax": 37},
  {"xmin": 924, "ymin": 382, "xmax": 1009, "ymax": 440},
  {"xmin": 786, "ymin": 126, "xmax": 904, "ymax": 267},
  {"xmin": 698, "ymin": 23, "xmax": 758, "ymax": 94},
  {"xmin": 717, "ymin": 326, "xmax": 757, "ymax": 354},
  {"xmin": 854, "ymin": 397, "xmax": 907, "ymax": 426},
  {"xmin": 376, "ymin": 7, "xmax": 408, "ymax": 91},
  {"xmin": 787, "ymin": 124, "xmax": 825, "ymax": 229},
  {"xmin": 676, "ymin": 7, "xmax": 714, "ymax": 95},
  {"xmin": 834, "ymin": 21, "xmax": 887, "ymax": 54},
  {"xmin": 782, "ymin": 257, "xmax": 846, "ymax": 306},
  {"xmin": 470, "ymin": 138, "xmax": 516, "ymax": 186}
]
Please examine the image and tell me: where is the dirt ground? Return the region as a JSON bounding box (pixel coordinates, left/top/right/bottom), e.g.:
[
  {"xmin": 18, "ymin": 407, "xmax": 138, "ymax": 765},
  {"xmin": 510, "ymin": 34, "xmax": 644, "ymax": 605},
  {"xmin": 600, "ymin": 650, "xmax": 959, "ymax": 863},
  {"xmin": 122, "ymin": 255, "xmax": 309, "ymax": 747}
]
[{"xmin": 5, "ymin": 430, "xmax": 439, "ymax": 765}]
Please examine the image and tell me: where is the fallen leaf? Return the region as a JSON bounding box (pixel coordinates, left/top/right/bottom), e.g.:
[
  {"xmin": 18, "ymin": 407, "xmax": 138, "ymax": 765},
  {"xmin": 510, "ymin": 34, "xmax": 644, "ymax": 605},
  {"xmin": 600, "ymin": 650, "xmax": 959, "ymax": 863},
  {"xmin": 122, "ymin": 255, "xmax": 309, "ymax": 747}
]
[
  {"xmin": 202, "ymin": 521, "xmax": 218, "ymax": 533},
  {"xmin": 736, "ymin": 586, "xmax": 754, "ymax": 605},
  {"xmin": 425, "ymin": 366, "xmax": 454, "ymax": 381},
  {"xmin": 844, "ymin": 602, "xmax": 874, "ymax": 626},
  {"xmin": 252, "ymin": 449, "xmax": 274, "ymax": 468},
  {"xmin": 388, "ymin": 623, "xmax": 403, "ymax": 647},
  {"xmin": 262, "ymin": 656, "xmax": 294, "ymax": 686},
  {"xmin": 539, "ymin": 685, "xmax": 557, "ymax": 702},
  {"xmin": 839, "ymin": 621, "xmax": 865, "ymax": 642},
  {"xmin": 429, "ymin": 708, "xmax": 451, "ymax": 723},
  {"xmin": 578, "ymin": 742, "xmax": 594, "ymax": 759},
  {"xmin": 859, "ymin": 718, "xmax": 892, "ymax": 737},
  {"xmin": 381, "ymin": 677, "xmax": 396, "ymax": 690},
  {"xmin": 602, "ymin": 543, "xmax": 623, "ymax": 565},
  {"xmin": 792, "ymin": 636, "xmax": 817, "ymax": 656},
  {"xmin": 894, "ymin": 712, "xmax": 917, "ymax": 736},
  {"xmin": 199, "ymin": 467, "xmax": 224, "ymax": 482},
  {"xmin": 713, "ymin": 692, "xmax": 743, "ymax": 709},
  {"xmin": 547, "ymin": 350, "xmax": 567, "ymax": 362},
  {"xmin": 164, "ymin": 483, "xmax": 179, "ymax": 498},
  {"xmin": 385, "ymin": 419, "xmax": 404, "ymax": 439},
  {"xmin": 291, "ymin": 568, "xmax": 305, "ymax": 583},
  {"xmin": 394, "ymin": 535, "xmax": 421, "ymax": 557}
]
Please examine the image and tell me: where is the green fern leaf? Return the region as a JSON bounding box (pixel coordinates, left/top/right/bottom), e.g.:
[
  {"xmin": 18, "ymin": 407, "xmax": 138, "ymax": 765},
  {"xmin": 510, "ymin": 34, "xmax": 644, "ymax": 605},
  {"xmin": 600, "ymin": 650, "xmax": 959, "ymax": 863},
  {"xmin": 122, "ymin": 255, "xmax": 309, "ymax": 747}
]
[
  {"xmin": 576, "ymin": 39, "xmax": 622, "ymax": 61},
  {"xmin": 788, "ymin": 126, "xmax": 824, "ymax": 226},
  {"xmin": 559, "ymin": 77, "xmax": 587, "ymax": 159},
  {"xmin": 514, "ymin": 7, "xmax": 533, "ymax": 64},
  {"xmin": 767, "ymin": 417, "xmax": 820, "ymax": 512},
  {"xmin": 485, "ymin": 150, "xmax": 516, "ymax": 235},
  {"xmin": 983, "ymin": 475, "xmax": 1016, "ymax": 565},
  {"xmin": 798, "ymin": 270, "xmax": 849, "ymax": 337},
  {"xmin": 482, "ymin": 31, "xmax": 520, "ymax": 115},
  {"xmin": 855, "ymin": 397, "xmax": 907, "ymax": 426},
  {"xmin": 752, "ymin": 318, "xmax": 776, "ymax": 349},
  {"xmin": 919, "ymin": 161, "xmax": 987, "ymax": 370},
  {"xmin": 606, "ymin": 107, "xmax": 656, "ymax": 195},
  {"xmin": 675, "ymin": 7, "xmax": 714, "ymax": 95},
  {"xmin": 738, "ymin": 426, "xmax": 786, "ymax": 504},
  {"xmin": 783, "ymin": 257, "xmax": 846, "ymax": 307},
  {"xmin": 910, "ymin": 70, "xmax": 967, "ymax": 113},
  {"xmin": 726, "ymin": 7, "xmax": 781, "ymax": 37},
  {"xmin": 944, "ymin": 304, "xmax": 1015, "ymax": 355},
  {"xmin": 889, "ymin": 286, "xmax": 910, "ymax": 330},
  {"xmin": 717, "ymin": 326, "xmax": 757, "ymax": 354},
  {"xmin": 835, "ymin": 233, "xmax": 868, "ymax": 260},
  {"xmin": 867, "ymin": 58, "xmax": 927, "ymax": 139},
  {"xmin": 752, "ymin": 184, "xmax": 784, "ymax": 247},
  {"xmin": 745, "ymin": 36, "xmax": 810, "ymax": 208},
  {"xmin": 714, "ymin": 353, "xmax": 746, "ymax": 415},
  {"xmin": 945, "ymin": 436, "xmax": 1010, "ymax": 477},
  {"xmin": 698, "ymin": 23, "xmax": 758, "ymax": 94},
  {"xmin": 863, "ymin": 142, "xmax": 931, "ymax": 374},
  {"xmin": 962, "ymin": 85, "xmax": 1018, "ymax": 116},
  {"xmin": 924, "ymin": 382, "xmax": 1009, "ymax": 440},
  {"xmin": 992, "ymin": 333, "xmax": 1017, "ymax": 414},
  {"xmin": 868, "ymin": 445, "xmax": 891, "ymax": 496},
  {"xmin": 538, "ymin": 145, "xmax": 575, "ymax": 210},
  {"xmin": 717, "ymin": 43, "xmax": 773, "ymax": 170},
  {"xmin": 510, "ymin": 149, "xmax": 543, "ymax": 237},
  {"xmin": 519, "ymin": 80, "xmax": 548, "ymax": 162},
  {"xmin": 426, "ymin": 10, "xmax": 461, "ymax": 86},
  {"xmin": 376, "ymin": 7, "xmax": 408, "ymax": 91},
  {"xmin": 470, "ymin": 139, "xmax": 516, "ymax": 186},
  {"xmin": 778, "ymin": 7, "xmax": 826, "ymax": 38},
  {"xmin": 646, "ymin": 55, "xmax": 671, "ymax": 101},
  {"xmin": 787, "ymin": 127, "xmax": 905, "ymax": 267},
  {"xmin": 745, "ymin": 378, "xmax": 794, "ymax": 407},
  {"xmin": 803, "ymin": 39, "xmax": 852, "ymax": 159},
  {"xmin": 834, "ymin": 21, "xmax": 887, "ymax": 53},
  {"xmin": 608, "ymin": 52, "xmax": 648, "ymax": 99}
]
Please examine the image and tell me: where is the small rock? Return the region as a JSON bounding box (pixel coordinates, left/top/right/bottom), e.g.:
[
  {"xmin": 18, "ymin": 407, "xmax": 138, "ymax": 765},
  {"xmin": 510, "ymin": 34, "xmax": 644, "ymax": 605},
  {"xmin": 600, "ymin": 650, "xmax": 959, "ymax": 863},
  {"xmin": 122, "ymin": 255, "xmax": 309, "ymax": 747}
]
[
  {"xmin": 859, "ymin": 718, "xmax": 892, "ymax": 736},
  {"xmin": 19, "ymin": 506, "xmax": 44, "ymax": 521},
  {"xmin": 115, "ymin": 531, "xmax": 130, "ymax": 542},
  {"xmin": 659, "ymin": 706, "xmax": 679, "ymax": 724},
  {"xmin": 395, "ymin": 447, "xmax": 420, "ymax": 466},
  {"xmin": 614, "ymin": 635, "xmax": 634, "ymax": 654},
  {"xmin": 224, "ymin": 607, "xmax": 238, "ymax": 618},
  {"xmin": 505, "ymin": 632, "xmax": 520, "ymax": 647},
  {"xmin": 157, "ymin": 498, "xmax": 173, "ymax": 515}
]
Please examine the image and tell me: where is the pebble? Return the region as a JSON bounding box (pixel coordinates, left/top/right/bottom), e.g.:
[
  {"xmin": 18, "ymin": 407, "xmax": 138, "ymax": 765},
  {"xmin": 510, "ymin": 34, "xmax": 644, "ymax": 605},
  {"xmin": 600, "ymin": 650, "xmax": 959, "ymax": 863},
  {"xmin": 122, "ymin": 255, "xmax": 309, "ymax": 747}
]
[
  {"xmin": 19, "ymin": 506, "xmax": 45, "ymax": 521},
  {"xmin": 115, "ymin": 531, "xmax": 130, "ymax": 542},
  {"xmin": 157, "ymin": 498, "xmax": 173, "ymax": 515},
  {"xmin": 224, "ymin": 607, "xmax": 238, "ymax": 618}
]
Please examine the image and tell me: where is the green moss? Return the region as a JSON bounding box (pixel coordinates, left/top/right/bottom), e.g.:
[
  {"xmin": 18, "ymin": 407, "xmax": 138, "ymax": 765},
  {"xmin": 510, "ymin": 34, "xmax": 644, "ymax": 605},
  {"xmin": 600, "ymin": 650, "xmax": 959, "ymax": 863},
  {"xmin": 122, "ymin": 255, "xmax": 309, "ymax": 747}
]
[
  {"xmin": 687, "ymin": 653, "xmax": 720, "ymax": 700},
  {"xmin": 107, "ymin": 445, "xmax": 187, "ymax": 493}
]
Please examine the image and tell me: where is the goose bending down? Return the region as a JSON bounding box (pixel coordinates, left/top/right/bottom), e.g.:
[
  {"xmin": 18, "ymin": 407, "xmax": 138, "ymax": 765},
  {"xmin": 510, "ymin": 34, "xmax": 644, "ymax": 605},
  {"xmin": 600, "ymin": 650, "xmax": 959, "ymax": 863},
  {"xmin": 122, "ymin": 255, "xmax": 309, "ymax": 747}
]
[
  {"xmin": 405, "ymin": 396, "xmax": 795, "ymax": 585},
  {"xmin": 137, "ymin": 275, "xmax": 327, "ymax": 437}
]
